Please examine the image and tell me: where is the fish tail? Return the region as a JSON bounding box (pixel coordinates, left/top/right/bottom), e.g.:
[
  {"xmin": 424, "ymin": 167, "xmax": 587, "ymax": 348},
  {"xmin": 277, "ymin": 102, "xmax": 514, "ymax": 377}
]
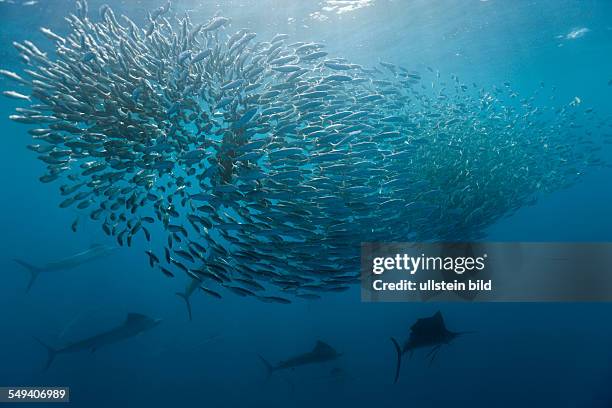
[
  {"xmin": 258, "ymin": 354, "xmax": 274, "ymax": 379},
  {"xmin": 33, "ymin": 337, "xmax": 57, "ymax": 371},
  {"xmin": 175, "ymin": 292, "xmax": 192, "ymax": 321},
  {"xmin": 390, "ymin": 337, "xmax": 402, "ymax": 384},
  {"xmin": 13, "ymin": 259, "xmax": 42, "ymax": 292}
]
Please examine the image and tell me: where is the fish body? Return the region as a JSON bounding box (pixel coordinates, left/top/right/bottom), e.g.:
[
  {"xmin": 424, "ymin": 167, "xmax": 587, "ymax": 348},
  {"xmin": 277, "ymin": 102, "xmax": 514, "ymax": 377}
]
[
  {"xmin": 35, "ymin": 313, "xmax": 161, "ymax": 370},
  {"xmin": 259, "ymin": 340, "xmax": 341, "ymax": 377},
  {"xmin": 14, "ymin": 244, "xmax": 116, "ymax": 291},
  {"xmin": 390, "ymin": 312, "xmax": 472, "ymax": 383}
]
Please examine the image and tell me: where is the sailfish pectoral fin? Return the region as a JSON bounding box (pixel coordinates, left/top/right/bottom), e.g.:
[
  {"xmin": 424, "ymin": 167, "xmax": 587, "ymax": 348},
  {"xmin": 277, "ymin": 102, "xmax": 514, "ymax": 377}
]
[
  {"xmin": 390, "ymin": 337, "xmax": 402, "ymax": 384},
  {"xmin": 427, "ymin": 345, "xmax": 442, "ymax": 366}
]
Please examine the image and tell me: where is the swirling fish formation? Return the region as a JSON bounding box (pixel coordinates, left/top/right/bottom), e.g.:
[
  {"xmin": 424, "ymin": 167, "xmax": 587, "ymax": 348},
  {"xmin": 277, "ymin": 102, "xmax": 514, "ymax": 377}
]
[{"xmin": 3, "ymin": 1, "xmax": 607, "ymax": 302}]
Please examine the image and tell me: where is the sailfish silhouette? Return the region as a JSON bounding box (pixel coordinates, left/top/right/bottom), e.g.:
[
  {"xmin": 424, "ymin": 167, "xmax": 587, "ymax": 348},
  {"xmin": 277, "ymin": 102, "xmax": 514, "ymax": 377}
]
[{"xmin": 390, "ymin": 311, "xmax": 473, "ymax": 383}]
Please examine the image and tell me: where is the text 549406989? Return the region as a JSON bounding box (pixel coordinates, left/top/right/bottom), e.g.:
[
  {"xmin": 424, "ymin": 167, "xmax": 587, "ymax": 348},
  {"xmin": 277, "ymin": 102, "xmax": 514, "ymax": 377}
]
[{"xmin": 0, "ymin": 387, "xmax": 69, "ymax": 403}]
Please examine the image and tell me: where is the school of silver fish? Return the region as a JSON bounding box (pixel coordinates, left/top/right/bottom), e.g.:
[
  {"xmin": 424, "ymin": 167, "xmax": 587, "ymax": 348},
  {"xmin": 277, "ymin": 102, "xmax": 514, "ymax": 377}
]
[{"xmin": 3, "ymin": 0, "xmax": 610, "ymax": 304}]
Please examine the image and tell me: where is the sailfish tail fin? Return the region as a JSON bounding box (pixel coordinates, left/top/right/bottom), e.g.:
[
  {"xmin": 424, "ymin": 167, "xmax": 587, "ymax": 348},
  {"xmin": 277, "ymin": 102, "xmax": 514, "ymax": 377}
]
[
  {"xmin": 258, "ymin": 354, "xmax": 274, "ymax": 380},
  {"xmin": 390, "ymin": 337, "xmax": 402, "ymax": 384},
  {"xmin": 13, "ymin": 259, "xmax": 42, "ymax": 292},
  {"xmin": 175, "ymin": 292, "xmax": 193, "ymax": 321},
  {"xmin": 33, "ymin": 337, "xmax": 57, "ymax": 371}
]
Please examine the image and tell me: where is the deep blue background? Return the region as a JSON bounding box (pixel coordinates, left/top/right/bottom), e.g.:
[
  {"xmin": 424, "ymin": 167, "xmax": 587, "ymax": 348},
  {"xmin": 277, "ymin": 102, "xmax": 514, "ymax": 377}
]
[{"xmin": 0, "ymin": 1, "xmax": 611, "ymax": 407}]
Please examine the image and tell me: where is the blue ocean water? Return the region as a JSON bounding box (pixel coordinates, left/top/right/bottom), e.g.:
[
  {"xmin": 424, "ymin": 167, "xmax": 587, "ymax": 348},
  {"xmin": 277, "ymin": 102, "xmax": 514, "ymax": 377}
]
[{"xmin": 0, "ymin": 1, "xmax": 611, "ymax": 407}]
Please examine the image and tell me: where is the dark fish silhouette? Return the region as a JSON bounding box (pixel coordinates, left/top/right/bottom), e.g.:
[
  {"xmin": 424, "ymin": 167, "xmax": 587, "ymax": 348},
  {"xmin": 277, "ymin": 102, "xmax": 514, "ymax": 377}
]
[
  {"xmin": 259, "ymin": 340, "xmax": 341, "ymax": 378},
  {"xmin": 13, "ymin": 244, "xmax": 116, "ymax": 292},
  {"xmin": 35, "ymin": 313, "xmax": 161, "ymax": 371},
  {"xmin": 390, "ymin": 311, "xmax": 473, "ymax": 383}
]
